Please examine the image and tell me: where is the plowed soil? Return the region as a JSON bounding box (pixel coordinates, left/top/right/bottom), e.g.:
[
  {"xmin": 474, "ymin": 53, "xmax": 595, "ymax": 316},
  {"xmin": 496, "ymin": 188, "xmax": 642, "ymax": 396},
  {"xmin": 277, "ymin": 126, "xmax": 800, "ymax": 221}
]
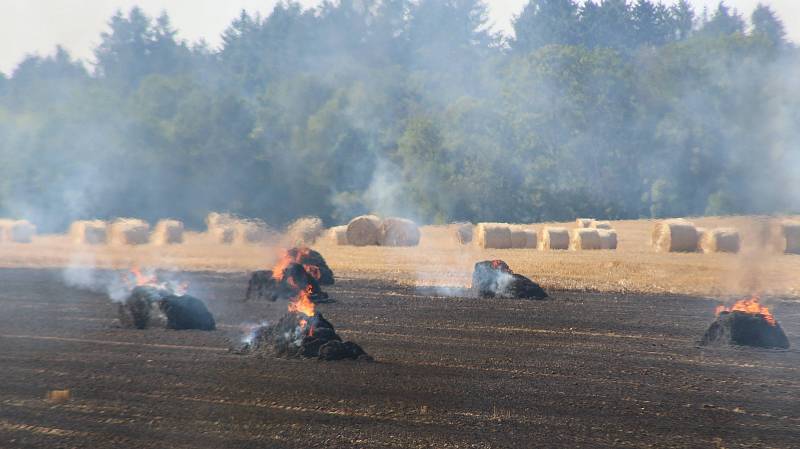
[{"xmin": 0, "ymin": 268, "xmax": 798, "ymax": 448}]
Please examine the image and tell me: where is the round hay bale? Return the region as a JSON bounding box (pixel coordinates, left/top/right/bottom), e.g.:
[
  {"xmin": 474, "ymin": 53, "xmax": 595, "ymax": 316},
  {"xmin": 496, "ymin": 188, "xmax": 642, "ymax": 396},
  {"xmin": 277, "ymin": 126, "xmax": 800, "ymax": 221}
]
[
  {"xmin": 210, "ymin": 225, "xmax": 235, "ymax": 244},
  {"xmin": 699, "ymin": 228, "xmax": 740, "ymax": 253},
  {"xmin": 379, "ymin": 217, "xmax": 421, "ymax": 247},
  {"xmin": 205, "ymin": 212, "xmax": 236, "ymax": 230},
  {"xmin": 346, "ymin": 215, "xmax": 382, "ymax": 246},
  {"xmin": 774, "ymin": 221, "xmax": 800, "ymax": 254},
  {"xmin": 233, "ymin": 220, "xmax": 270, "ymax": 245},
  {"xmin": 591, "ymin": 220, "xmax": 612, "ymax": 230},
  {"xmin": 69, "ymin": 220, "xmax": 108, "ymax": 245},
  {"xmin": 108, "ymin": 218, "xmax": 150, "ymax": 245},
  {"xmin": 652, "ymin": 219, "xmax": 698, "ymax": 253},
  {"xmin": 570, "ymin": 228, "xmax": 601, "ymax": 250},
  {"xmin": 539, "ymin": 227, "xmax": 569, "ymax": 250},
  {"xmin": 475, "ymin": 223, "xmax": 512, "ymax": 249},
  {"xmin": 576, "ymin": 218, "xmax": 594, "ymax": 228},
  {"xmin": 454, "ymin": 223, "xmax": 473, "ymax": 244},
  {"xmin": 326, "ymin": 225, "xmax": 348, "ymax": 245},
  {"xmin": 510, "ymin": 225, "xmax": 537, "ymax": 249},
  {"xmin": 287, "ymin": 216, "xmax": 324, "ymax": 245},
  {"xmin": 0, "ymin": 219, "xmax": 36, "ymax": 243},
  {"xmin": 597, "ymin": 229, "xmax": 618, "ymax": 250},
  {"xmin": 151, "ymin": 219, "xmax": 184, "ymax": 245}
]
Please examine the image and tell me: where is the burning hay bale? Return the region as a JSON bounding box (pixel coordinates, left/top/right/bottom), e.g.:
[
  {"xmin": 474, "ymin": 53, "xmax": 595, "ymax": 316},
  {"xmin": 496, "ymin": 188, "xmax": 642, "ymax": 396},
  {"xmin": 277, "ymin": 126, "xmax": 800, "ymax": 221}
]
[
  {"xmin": 379, "ymin": 217, "xmax": 421, "ymax": 247},
  {"xmin": 69, "ymin": 220, "xmax": 107, "ymax": 245},
  {"xmin": 108, "ymin": 218, "xmax": 150, "ymax": 245},
  {"xmin": 287, "ymin": 216, "xmax": 324, "ymax": 245},
  {"xmin": 118, "ymin": 284, "xmax": 215, "ymax": 331},
  {"xmin": 651, "ymin": 219, "xmax": 698, "ymax": 253},
  {"xmin": 597, "ymin": 229, "xmax": 618, "ymax": 250},
  {"xmin": 509, "ymin": 225, "xmax": 537, "ymax": 249},
  {"xmin": 471, "ymin": 260, "xmax": 547, "ymax": 300},
  {"xmin": 245, "ymin": 248, "xmax": 333, "ymax": 301},
  {"xmin": 150, "ymin": 219, "xmax": 184, "ymax": 245},
  {"xmin": 475, "ymin": 223, "xmax": 512, "ymax": 249},
  {"xmin": 326, "ymin": 225, "xmax": 348, "ymax": 245},
  {"xmin": 0, "ymin": 219, "xmax": 36, "ymax": 243},
  {"xmin": 346, "ymin": 215, "xmax": 382, "ymax": 246},
  {"xmin": 591, "ymin": 220, "xmax": 612, "ymax": 230},
  {"xmin": 539, "ymin": 227, "xmax": 569, "ymax": 250},
  {"xmin": 698, "ymin": 228, "xmax": 740, "ymax": 254},
  {"xmin": 701, "ymin": 297, "xmax": 789, "ymax": 349},
  {"xmin": 576, "ymin": 218, "xmax": 594, "ymax": 228},
  {"xmin": 570, "ymin": 228, "xmax": 601, "ymax": 250},
  {"xmin": 773, "ymin": 221, "xmax": 800, "ymax": 254},
  {"xmin": 454, "ymin": 222, "xmax": 473, "ymax": 244}
]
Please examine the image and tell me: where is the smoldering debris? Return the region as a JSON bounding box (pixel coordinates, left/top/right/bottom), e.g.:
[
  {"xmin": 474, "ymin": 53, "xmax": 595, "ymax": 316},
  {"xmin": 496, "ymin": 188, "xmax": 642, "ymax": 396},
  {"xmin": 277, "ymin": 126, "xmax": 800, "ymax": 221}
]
[{"xmin": 471, "ymin": 260, "xmax": 548, "ymax": 300}]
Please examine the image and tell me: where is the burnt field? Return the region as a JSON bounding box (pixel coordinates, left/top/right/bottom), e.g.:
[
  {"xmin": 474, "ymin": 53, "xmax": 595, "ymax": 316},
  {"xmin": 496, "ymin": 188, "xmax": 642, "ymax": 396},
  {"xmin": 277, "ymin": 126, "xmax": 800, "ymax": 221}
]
[{"xmin": 0, "ymin": 268, "xmax": 798, "ymax": 448}]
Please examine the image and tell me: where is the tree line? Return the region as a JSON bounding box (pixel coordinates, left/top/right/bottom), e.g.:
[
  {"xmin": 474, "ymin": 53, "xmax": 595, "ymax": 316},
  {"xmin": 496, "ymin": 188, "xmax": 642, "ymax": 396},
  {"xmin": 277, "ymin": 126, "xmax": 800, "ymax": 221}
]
[{"xmin": 0, "ymin": 0, "xmax": 797, "ymax": 231}]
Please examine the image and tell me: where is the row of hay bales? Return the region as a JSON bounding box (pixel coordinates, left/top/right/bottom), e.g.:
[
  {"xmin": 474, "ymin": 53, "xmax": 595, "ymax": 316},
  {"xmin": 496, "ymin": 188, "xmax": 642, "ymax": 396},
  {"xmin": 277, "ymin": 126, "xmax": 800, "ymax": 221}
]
[
  {"xmin": 0, "ymin": 219, "xmax": 37, "ymax": 243},
  {"xmin": 651, "ymin": 218, "xmax": 800, "ymax": 254},
  {"xmin": 327, "ymin": 215, "xmax": 421, "ymax": 247},
  {"xmin": 205, "ymin": 213, "xmax": 274, "ymax": 245},
  {"xmin": 470, "ymin": 221, "xmax": 618, "ymax": 251},
  {"xmin": 70, "ymin": 218, "xmax": 184, "ymax": 245}
]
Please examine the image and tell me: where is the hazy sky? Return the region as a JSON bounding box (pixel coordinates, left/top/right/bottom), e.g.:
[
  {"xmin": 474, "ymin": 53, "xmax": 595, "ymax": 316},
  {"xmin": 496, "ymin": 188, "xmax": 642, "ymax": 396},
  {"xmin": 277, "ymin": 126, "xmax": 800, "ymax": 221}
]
[{"xmin": 1, "ymin": 1, "xmax": 798, "ymax": 75}]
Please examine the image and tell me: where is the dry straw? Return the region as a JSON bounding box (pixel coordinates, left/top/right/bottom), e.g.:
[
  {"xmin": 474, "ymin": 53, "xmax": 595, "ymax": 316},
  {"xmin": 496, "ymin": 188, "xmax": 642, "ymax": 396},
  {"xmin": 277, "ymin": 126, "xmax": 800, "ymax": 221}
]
[
  {"xmin": 698, "ymin": 227, "xmax": 740, "ymax": 253},
  {"xmin": 151, "ymin": 219, "xmax": 184, "ymax": 245},
  {"xmin": 773, "ymin": 221, "xmax": 800, "ymax": 254},
  {"xmin": 652, "ymin": 219, "xmax": 698, "ymax": 253},
  {"xmin": 475, "ymin": 223, "xmax": 512, "ymax": 249},
  {"xmin": 539, "ymin": 226, "xmax": 569, "ymax": 250},
  {"xmin": 327, "ymin": 225, "xmax": 348, "ymax": 245},
  {"xmin": 379, "ymin": 217, "xmax": 421, "ymax": 247},
  {"xmin": 0, "ymin": 219, "xmax": 36, "ymax": 243},
  {"xmin": 597, "ymin": 229, "xmax": 618, "ymax": 250},
  {"xmin": 510, "ymin": 225, "xmax": 537, "ymax": 249},
  {"xmin": 591, "ymin": 220, "xmax": 612, "ymax": 230},
  {"xmin": 570, "ymin": 228, "xmax": 601, "ymax": 250},
  {"xmin": 69, "ymin": 220, "xmax": 107, "ymax": 245},
  {"xmin": 287, "ymin": 216, "xmax": 324, "ymax": 245},
  {"xmin": 454, "ymin": 222, "xmax": 474, "ymax": 244},
  {"xmin": 576, "ymin": 218, "xmax": 594, "ymax": 228},
  {"xmin": 346, "ymin": 215, "xmax": 382, "ymax": 246},
  {"xmin": 108, "ymin": 218, "xmax": 150, "ymax": 245}
]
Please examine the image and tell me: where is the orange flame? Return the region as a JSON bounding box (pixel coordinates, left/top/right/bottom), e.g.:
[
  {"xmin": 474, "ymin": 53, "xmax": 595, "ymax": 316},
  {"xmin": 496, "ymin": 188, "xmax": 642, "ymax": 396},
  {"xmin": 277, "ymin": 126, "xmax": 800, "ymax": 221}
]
[
  {"xmin": 288, "ymin": 285, "xmax": 315, "ymax": 317},
  {"xmin": 716, "ymin": 295, "xmax": 776, "ymax": 326},
  {"xmin": 123, "ymin": 266, "xmax": 188, "ymax": 296},
  {"xmin": 270, "ymin": 247, "xmax": 318, "ymax": 281}
]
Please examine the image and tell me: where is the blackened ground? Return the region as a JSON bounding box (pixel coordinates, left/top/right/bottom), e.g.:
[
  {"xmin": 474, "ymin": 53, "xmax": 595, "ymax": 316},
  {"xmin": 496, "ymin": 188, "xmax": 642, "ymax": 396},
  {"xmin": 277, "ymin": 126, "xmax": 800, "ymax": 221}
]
[{"xmin": 0, "ymin": 268, "xmax": 798, "ymax": 448}]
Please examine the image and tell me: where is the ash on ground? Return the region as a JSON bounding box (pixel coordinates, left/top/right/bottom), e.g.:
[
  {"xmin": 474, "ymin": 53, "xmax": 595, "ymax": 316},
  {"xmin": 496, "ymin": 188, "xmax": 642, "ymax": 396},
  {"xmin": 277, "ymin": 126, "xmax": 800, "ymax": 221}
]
[{"xmin": 471, "ymin": 260, "xmax": 548, "ymax": 300}]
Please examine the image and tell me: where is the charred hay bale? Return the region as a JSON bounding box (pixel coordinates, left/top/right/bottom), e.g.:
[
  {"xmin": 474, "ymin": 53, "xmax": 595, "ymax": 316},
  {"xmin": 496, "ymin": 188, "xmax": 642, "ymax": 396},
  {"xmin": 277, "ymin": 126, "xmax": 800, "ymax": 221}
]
[
  {"xmin": 597, "ymin": 229, "xmax": 618, "ymax": 250},
  {"xmin": 287, "ymin": 247, "xmax": 335, "ymax": 285},
  {"xmin": 379, "ymin": 217, "xmax": 421, "ymax": 247},
  {"xmin": 326, "ymin": 225, "xmax": 348, "ymax": 245},
  {"xmin": 699, "ymin": 228, "xmax": 740, "ymax": 254},
  {"xmin": 576, "ymin": 218, "xmax": 594, "ymax": 228},
  {"xmin": 591, "ymin": 220, "xmax": 612, "ymax": 230},
  {"xmin": 570, "ymin": 228, "xmax": 601, "ymax": 250},
  {"xmin": 652, "ymin": 219, "xmax": 698, "ymax": 253},
  {"xmin": 509, "ymin": 225, "xmax": 537, "ymax": 249},
  {"xmin": 454, "ymin": 223, "xmax": 473, "ymax": 244},
  {"xmin": 158, "ymin": 294, "xmax": 215, "ymax": 330},
  {"xmin": 318, "ymin": 341, "xmax": 370, "ymax": 361},
  {"xmin": 69, "ymin": 220, "xmax": 107, "ymax": 245},
  {"xmin": 701, "ymin": 311, "xmax": 789, "ymax": 349},
  {"xmin": 287, "ymin": 216, "xmax": 324, "ymax": 245},
  {"xmin": 475, "ymin": 223, "xmax": 512, "ymax": 249},
  {"xmin": 118, "ymin": 286, "xmax": 165, "ymax": 329},
  {"xmin": 773, "ymin": 221, "xmax": 800, "ymax": 254},
  {"xmin": 108, "ymin": 218, "xmax": 150, "ymax": 245},
  {"xmin": 471, "ymin": 260, "xmax": 547, "ymax": 300},
  {"xmin": 245, "ymin": 263, "xmax": 329, "ymax": 302},
  {"xmin": 151, "ymin": 219, "xmax": 184, "ymax": 245},
  {"xmin": 0, "ymin": 219, "xmax": 36, "ymax": 243},
  {"xmin": 346, "ymin": 215, "xmax": 382, "ymax": 246},
  {"xmin": 539, "ymin": 227, "xmax": 569, "ymax": 250}
]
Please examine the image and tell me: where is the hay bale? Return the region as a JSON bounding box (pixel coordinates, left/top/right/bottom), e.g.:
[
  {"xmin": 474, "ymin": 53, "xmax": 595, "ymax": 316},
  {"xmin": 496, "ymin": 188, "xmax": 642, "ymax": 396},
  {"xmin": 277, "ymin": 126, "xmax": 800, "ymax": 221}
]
[
  {"xmin": 570, "ymin": 228, "xmax": 601, "ymax": 250},
  {"xmin": 576, "ymin": 218, "xmax": 593, "ymax": 228},
  {"xmin": 454, "ymin": 223, "xmax": 473, "ymax": 244},
  {"xmin": 287, "ymin": 216, "xmax": 324, "ymax": 245},
  {"xmin": 69, "ymin": 220, "xmax": 107, "ymax": 245},
  {"xmin": 379, "ymin": 217, "xmax": 421, "ymax": 247},
  {"xmin": 652, "ymin": 219, "xmax": 698, "ymax": 253},
  {"xmin": 539, "ymin": 227, "xmax": 569, "ymax": 250},
  {"xmin": 326, "ymin": 226, "xmax": 348, "ymax": 245},
  {"xmin": 698, "ymin": 228, "xmax": 740, "ymax": 253},
  {"xmin": 206, "ymin": 212, "xmax": 236, "ymax": 230},
  {"xmin": 151, "ymin": 219, "xmax": 184, "ymax": 245},
  {"xmin": 775, "ymin": 221, "xmax": 800, "ymax": 254},
  {"xmin": 510, "ymin": 225, "xmax": 537, "ymax": 249},
  {"xmin": 210, "ymin": 225, "xmax": 235, "ymax": 244},
  {"xmin": 597, "ymin": 229, "xmax": 618, "ymax": 250},
  {"xmin": 475, "ymin": 223, "xmax": 512, "ymax": 249},
  {"xmin": 346, "ymin": 215, "xmax": 382, "ymax": 246},
  {"xmin": 0, "ymin": 219, "xmax": 36, "ymax": 243},
  {"xmin": 233, "ymin": 220, "xmax": 270, "ymax": 245},
  {"xmin": 591, "ymin": 220, "xmax": 612, "ymax": 230},
  {"xmin": 108, "ymin": 218, "xmax": 150, "ymax": 245}
]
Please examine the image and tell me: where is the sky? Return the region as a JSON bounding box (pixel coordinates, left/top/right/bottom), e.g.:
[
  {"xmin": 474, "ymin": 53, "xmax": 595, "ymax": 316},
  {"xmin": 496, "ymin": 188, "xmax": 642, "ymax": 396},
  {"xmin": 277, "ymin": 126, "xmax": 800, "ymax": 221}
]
[{"xmin": 1, "ymin": 0, "xmax": 798, "ymax": 75}]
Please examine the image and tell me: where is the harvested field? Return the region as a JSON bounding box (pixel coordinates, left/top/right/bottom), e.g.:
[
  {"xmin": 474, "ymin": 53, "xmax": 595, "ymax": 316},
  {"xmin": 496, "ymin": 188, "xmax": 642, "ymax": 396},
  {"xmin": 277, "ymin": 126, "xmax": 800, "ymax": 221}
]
[{"xmin": 0, "ymin": 268, "xmax": 798, "ymax": 448}]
